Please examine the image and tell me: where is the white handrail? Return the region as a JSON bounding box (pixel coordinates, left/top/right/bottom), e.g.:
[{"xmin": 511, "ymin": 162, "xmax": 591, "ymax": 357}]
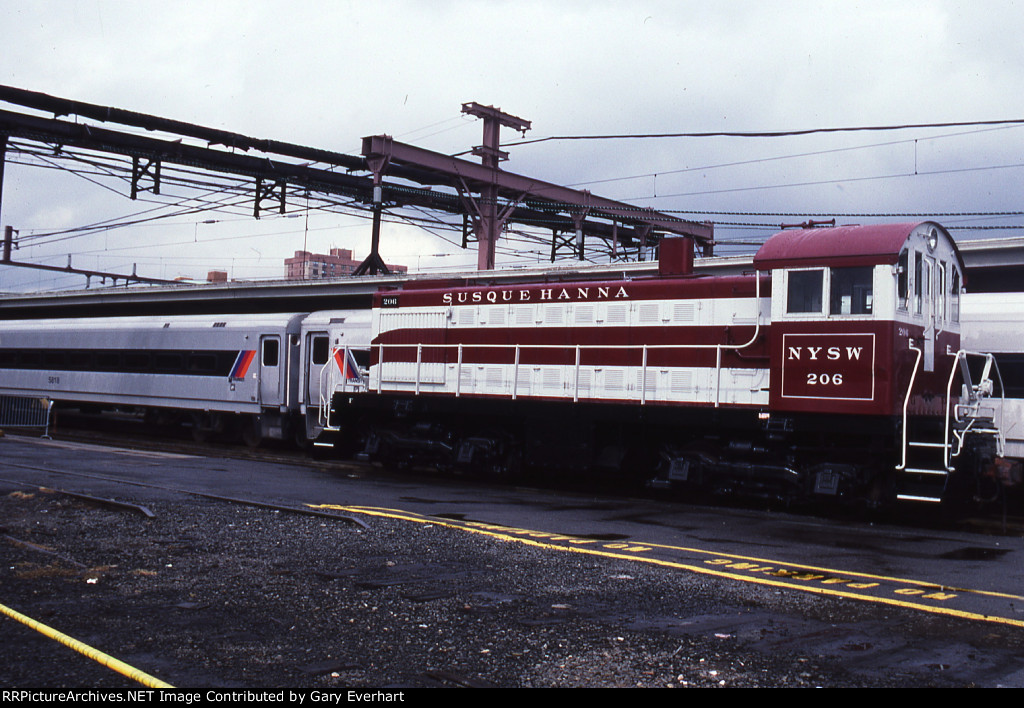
[
  {"xmin": 512, "ymin": 345, "xmax": 520, "ymax": 400},
  {"xmin": 456, "ymin": 344, "xmax": 463, "ymax": 398},
  {"xmin": 317, "ymin": 357, "xmax": 332, "ymax": 426},
  {"xmin": 896, "ymin": 339, "xmax": 922, "ymax": 471},
  {"xmin": 640, "ymin": 344, "xmax": 648, "ymax": 406},
  {"xmin": 573, "ymin": 345, "xmax": 581, "ymax": 402},
  {"xmin": 371, "ymin": 275, "xmax": 766, "ymax": 406},
  {"xmin": 947, "ymin": 349, "xmax": 1006, "ymax": 459}
]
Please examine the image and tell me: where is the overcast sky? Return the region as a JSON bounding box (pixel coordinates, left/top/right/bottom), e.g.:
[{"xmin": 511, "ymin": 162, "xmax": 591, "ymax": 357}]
[{"xmin": 2, "ymin": 0, "xmax": 1024, "ymax": 291}]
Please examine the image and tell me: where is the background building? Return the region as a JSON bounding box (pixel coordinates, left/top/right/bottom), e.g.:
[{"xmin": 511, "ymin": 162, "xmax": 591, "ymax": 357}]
[{"xmin": 285, "ymin": 248, "xmax": 408, "ymax": 280}]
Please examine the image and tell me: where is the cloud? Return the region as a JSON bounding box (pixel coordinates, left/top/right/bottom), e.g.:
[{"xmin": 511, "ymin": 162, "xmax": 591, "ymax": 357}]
[{"xmin": 2, "ymin": 0, "xmax": 1024, "ymax": 289}]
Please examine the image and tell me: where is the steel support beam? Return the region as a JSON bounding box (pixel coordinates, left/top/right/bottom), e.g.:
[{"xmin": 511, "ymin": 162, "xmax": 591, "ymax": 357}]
[
  {"xmin": 130, "ymin": 155, "xmax": 161, "ymax": 199},
  {"xmin": 352, "ymin": 153, "xmax": 392, "ymax": 276},
  {"xmin": 0, "ymin": 86, "xmax": 715, "ymax": 276},
  {"xmin": 0, "ymin": 85, "xmax": 366, "ymax": 171},
  {"xmin": 462, "ymin": 103, "xmax": 532, "ymax": 270},
  {"xmin": 360, "ymin": 135, "xmax": 713, "ymax": 242},
  {"xmin": 253, "ymin": 178, "xmax": 287, "ymax": 219}
]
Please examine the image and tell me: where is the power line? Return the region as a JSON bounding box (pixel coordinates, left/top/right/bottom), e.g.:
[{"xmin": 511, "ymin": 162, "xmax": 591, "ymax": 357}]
[
  {"xmin": 623, "ymin": 159, "xmax": 1024, "ymax": 201},
  {"xmin": 564, "ymin": 124, "xmax": 1024, "ymax": 189},
  {"xmin": 505, "ymin": 118, "xmax": 1024, "ymax": 147}
]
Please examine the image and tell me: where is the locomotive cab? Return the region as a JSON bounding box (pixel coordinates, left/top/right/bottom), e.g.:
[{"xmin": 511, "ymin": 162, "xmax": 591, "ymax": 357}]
[
  {"xmin": 754, "ymin": 222, "xmax": 983, "ymax": 503},
  {"xmin": 755, "ymin": 221, "xmax": 964, "ymax": 419}
]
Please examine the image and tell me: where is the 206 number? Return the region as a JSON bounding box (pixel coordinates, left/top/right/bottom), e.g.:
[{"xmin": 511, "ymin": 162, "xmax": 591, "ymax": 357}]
[{"xmin": 807, "ymin": 373, "xmax": 843, "ymax": 385}]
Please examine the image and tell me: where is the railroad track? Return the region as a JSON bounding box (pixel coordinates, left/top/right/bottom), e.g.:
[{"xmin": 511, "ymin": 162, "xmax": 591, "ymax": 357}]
[
  {"xmin": 12, "ymin": 412, "xmax": 1024, "ymax": 537},
  {"xmin": 5, "ymin": 429, "xmax": 1024, "ymax": 688}
]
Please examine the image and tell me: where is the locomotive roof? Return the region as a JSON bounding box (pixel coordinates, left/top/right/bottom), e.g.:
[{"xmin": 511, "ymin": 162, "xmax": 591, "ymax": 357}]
[{"xmin": 753, "ymin": 221, "xmax": 963, "ymax": 270}]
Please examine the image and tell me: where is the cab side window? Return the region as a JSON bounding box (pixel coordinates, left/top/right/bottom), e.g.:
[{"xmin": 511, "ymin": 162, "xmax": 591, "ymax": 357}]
[
  {"xmin": 950, "ymin": 269, "xmax": 961, "ymax": 323},
  {"xmin": 787, "ymin": 269, "xmax": 824, "ymax": 314},
  {"xmin": 830, "ymin": 266, "xmax": 873, "ymax": 315},
  {"xmin": 936, "ymin": 262, "xmax": 946, "ymax": 322},
  {"xmin": 897, "ymin": 249, "xmax": 909, "ymax": 310},
  {"xmin": 914, "ymin": 252, "xmax": 930, "ymax": 316}
]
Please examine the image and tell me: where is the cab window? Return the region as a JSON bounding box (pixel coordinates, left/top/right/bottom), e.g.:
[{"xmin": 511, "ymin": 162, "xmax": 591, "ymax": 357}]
[
  {"xmin": 950, "ymin": 269, "xmax": 961, "ymax": 323},
  {"xmin": 830, "ymin": 266, "xmax": 873, "ymax": 315},
  {"xmin": 921, "ymin": 251, "xmax": 929, "ymax": 313},
  {"xmin": 897, "ymin": 249, "xmax": 909, "ymax": 310},
  {"xmin": 787, "ymin": 269, "xmax": 824, "ymax": 314},
  {"xmin": 936, "ymin": 262, "xmax": 946, "ymax": 322}
]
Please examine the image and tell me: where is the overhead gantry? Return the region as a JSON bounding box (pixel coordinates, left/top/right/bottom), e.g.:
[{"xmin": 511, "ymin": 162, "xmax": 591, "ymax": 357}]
[{"xmin": 0, "ymin": 86, "xmax": 713, "ymax": 280}]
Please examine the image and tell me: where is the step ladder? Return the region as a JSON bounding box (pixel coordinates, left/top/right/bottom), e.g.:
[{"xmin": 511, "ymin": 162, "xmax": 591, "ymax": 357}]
[
  {"xmin": 897, "ymin": 344, "xmax": 1003, "ymax": 503},
  {"xmin": 312, "ymin": 348, "xmax": 368, "ymax": 449}
]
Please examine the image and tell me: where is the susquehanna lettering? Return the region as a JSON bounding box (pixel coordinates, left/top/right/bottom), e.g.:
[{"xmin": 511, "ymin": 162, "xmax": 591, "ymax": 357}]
[{"xmin": 442, "ymin": 285, "xmax": 629, "ymax": 305}]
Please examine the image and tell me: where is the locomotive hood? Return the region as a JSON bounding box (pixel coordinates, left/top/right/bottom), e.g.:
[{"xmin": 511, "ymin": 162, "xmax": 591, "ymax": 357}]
[{"xmin": 753, "ymin": 221, "xmax": 964, "ymax": 272}]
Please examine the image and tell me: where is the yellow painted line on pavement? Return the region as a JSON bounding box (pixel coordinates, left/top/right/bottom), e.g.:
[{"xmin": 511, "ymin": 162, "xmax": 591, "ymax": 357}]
[
  {"xmin": 0, "ymin": 601, "xmax": 174, "ymax": 688},
  {"xmin": 309, "ymin": 503, "xmax": 1024, "ymax": 630}
]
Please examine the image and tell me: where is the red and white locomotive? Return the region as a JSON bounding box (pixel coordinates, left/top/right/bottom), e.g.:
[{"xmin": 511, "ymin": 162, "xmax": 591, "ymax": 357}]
[{"xmin": 334, "ymin": 221, "xmax": 1004, "ymax": 505}]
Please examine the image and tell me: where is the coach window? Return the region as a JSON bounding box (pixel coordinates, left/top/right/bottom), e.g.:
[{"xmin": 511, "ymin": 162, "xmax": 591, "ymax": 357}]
[
  {"xmin": 44, "ymin": 351, "xmax": 67, "ymax": 367},
  {"xmin": 830, "ymin": 266, "xmax": 873, "ymax": 315},
  {"xmin": 155, "ymin": 353, "xmax": 184, "ymax": 373},
  {"xmin": 188, "ymin": 354, "xmax": 216, "ymax": 373},
  {"xmin": 787, "ymin": 269, "xmax": 824, "ymax": 314},
  {"xmin": 68, "ymin": 351, "xmax": 92, "ymax": 370},
  {"xmin": 124, "ymin": 352, "xmax": 151, "ymax": 372},
  {"xmin": 262, "ymin": 338, "xmax": 279, "ymax": 367}
]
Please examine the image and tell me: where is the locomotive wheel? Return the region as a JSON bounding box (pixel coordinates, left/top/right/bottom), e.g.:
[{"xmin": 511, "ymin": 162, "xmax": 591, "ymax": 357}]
[{"xmin": 490, "ymin": 443, "xmax": 523, "ymax": 478}]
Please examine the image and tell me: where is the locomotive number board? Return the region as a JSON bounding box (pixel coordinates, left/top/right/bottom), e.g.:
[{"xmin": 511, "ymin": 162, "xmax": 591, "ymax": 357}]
[{"xmin": 780, "ymin": 332, "xmax": 876, "ymax": 401}]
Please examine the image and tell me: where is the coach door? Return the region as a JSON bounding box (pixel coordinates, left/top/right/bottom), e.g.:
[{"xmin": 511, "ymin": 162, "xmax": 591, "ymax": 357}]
[
  {"xmin": 305, "ymin": 332, "xmax": 330, "ymax": 416},
  {"xmin": 259, "ymin": 335, "xmax": 282, "ymax": 405}
]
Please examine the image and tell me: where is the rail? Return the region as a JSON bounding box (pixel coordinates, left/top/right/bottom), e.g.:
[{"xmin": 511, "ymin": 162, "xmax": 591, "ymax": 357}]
[
  {"xmin": 896, "ymin": 341, "xmax": 923, "ymax": 471},
  {"xmin": 898, "ymin": 345, "xmax": 1005, "ymax": 474},
  {"xmin": 373, "ymin": 277, "xmax": 764, "ymax": 408},
  {"xmin": 317, "ymin": 347, "xmax": 369, "ymax": 430},
  {"xmin": 377, "ymin": 340, "xmax": 760, "ymax": 407},
  {"xmin": 946, "ymin": 350, "xmax": 1005, "ymax": 461}
]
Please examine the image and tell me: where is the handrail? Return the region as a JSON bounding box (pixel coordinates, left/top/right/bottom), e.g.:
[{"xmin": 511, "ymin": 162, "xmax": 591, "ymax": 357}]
[
  {"xmin": 512, "ymin": 345, "xmax": 520, "ymax": 400},
  {"xmin": 372, "ymin": 275, "xmax": 765, "ymax": 407},
  {"xmin": 896, "ymin": 339, "xmax": 923, "ymax": 471},
  {"xmin": 947, "ymin": 349, "xmax": 1005, "ymax": 459},
  {"xmin": 898, "ymin": 346, "xmax": 1005, "ymax": 473},
  {"xmin": 640, "ymin": 344, "xmax": 648, "ymax": 406},
  {"xmin": 317, "ymin": 347, "xmax": 371, "ymax": 429},
  {"xmin": 573, "ymin": 345, "xmax": 581, "ymax": 402},
  {"xmin": 317, "ymin": 357, "xmax": 332, "ymax": 426}
]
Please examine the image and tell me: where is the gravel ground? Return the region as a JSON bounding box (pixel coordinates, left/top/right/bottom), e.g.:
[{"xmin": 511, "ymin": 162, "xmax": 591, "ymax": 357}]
[{"xmin": 0, "ymin": 488, "xmax": 986, "ymax": 688}]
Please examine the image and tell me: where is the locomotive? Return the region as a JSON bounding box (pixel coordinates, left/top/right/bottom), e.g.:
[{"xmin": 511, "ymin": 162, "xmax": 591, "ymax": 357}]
[
  {"xmin": 331, "ymin": 221, "xmax": 1007, "ymax": 505},
  {"xmin": 0, "ymin": 220, "xmax": 1011, "ymax": 507}
]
